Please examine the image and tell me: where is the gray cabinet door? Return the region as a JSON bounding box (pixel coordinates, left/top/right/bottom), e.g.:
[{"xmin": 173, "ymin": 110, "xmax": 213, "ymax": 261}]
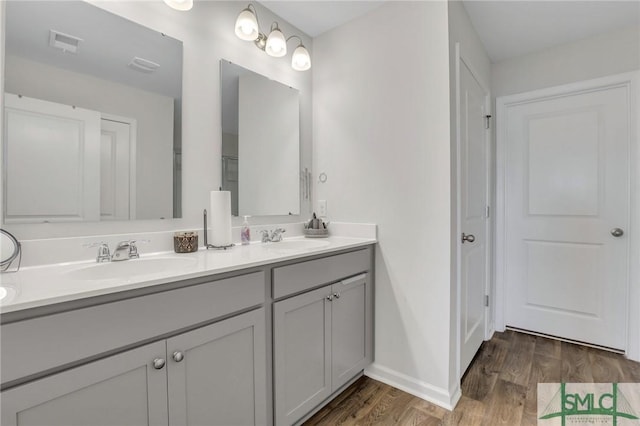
[
  {"xmin": 331, "ymin": 273, "xmax": 372, "ymax": 391},
  {"xmin": 167, "ymin": 308, "xmax": 267, "ymax": 426},
  {"xmin": 274, "ymin": 286, "xmax": 332, "ymax": 426},
  {"xmin": 0, "ymin": 341, "xmax": 169, "ymax": 426}
]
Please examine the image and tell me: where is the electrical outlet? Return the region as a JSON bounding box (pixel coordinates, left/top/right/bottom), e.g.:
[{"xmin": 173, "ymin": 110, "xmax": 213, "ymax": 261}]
[{"xmin": 318, "ymin": 200, "xmax": 327, "ymax": 217}]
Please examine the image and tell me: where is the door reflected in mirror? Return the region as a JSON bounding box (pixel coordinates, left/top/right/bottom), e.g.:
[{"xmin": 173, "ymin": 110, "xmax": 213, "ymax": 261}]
[
  {"xmin": 220, "ymin": 60, "xmax": 300, "ymax": 217},
  {"xmin": 3, "ymin": 1, "xmax": 183, "ymax": 223}
]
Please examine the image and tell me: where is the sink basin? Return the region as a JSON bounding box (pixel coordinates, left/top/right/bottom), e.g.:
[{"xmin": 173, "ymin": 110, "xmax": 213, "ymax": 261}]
[
  {"xmin": 262, "ymin": 239, "xmax": 330, "ymax": 251},
  {"xmin": 66, "ymin": 256, "xmax": 198, "ymax": 281},
  {"xmin": 0, "ymin": 286, "xmax": 18, "ymax": 304}
]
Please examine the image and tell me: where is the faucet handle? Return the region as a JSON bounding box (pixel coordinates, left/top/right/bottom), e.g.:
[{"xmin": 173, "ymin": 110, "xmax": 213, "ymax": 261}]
[
  {"xmin": 125, "ymin": 239, "xmax": 149, "ymax": 259},
  {"xmin": 128, "ymin": 241, "xmax": 140, "ymax": 259},
  {"xmin": 84, "ymin": 242, "xmax": 111, "ymax": 263}
]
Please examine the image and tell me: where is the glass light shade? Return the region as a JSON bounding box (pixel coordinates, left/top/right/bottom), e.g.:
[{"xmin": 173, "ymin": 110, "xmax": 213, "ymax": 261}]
[
  {"xmin": 235, "ymin": 8, "xmax": 259, "ymax": 41},
  {"xmin": 163, "ymin": 0, "xmax": 193, "ymax": 11},
  {"xmin": 291, "ymin": 45, "xmax": 311, "ymax": 71},
  {"xmin": 266, "ymin": 28, "xmax": 287, "ymax": 57}
]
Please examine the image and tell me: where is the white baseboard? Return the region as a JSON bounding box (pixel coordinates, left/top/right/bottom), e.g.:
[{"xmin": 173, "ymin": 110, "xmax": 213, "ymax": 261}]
[{"xmin": 364, "ymin": 363, "xmax": 461, "ymax": 410}]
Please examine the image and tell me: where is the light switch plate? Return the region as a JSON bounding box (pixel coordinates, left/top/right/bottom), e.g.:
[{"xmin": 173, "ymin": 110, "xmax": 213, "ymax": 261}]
[{"xmin": 318, "ymin": 200, "xmax": 327, "ymax": 216}]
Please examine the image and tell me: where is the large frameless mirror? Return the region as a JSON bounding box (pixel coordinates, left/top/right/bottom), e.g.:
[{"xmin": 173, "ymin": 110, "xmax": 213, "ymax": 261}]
[
  {"xmin": 3, "ymin": 1, "xmax": 183, "ymax": 224},
  {"xmin": 220, "ymin": 60, "xmax": 301, "ymax": 217}
]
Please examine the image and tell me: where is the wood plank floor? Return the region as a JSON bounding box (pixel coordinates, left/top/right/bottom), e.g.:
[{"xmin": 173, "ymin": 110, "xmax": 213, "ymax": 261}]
[{"xmin": 303, "ymin": 330, "xmax": 640, "ymax": 425}]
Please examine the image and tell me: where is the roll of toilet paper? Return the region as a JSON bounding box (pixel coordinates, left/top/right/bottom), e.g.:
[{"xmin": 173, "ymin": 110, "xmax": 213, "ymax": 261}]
[{"xmin": 209, "ymin": 191, "xmax": 232, "ymax": 247}]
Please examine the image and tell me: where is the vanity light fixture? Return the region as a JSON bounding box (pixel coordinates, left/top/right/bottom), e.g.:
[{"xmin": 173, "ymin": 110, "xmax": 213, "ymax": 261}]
[
  {"xmin": 234, "ymin": 4, "xmax": 311, "ymax": 71},
  {"xmin": 163, "ymin": 0, "xmax": 193, "ymax": 11}
]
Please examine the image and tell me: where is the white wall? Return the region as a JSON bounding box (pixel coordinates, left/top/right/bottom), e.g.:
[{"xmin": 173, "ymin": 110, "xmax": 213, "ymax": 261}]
[
  {"xmin": 492, "ymin": 25, "xmax": 640, "ymax": 97},
  {"xmin": 2, "ymin": 1, "xmax": 312, "ymax": 245},
  {"xmin": 447, "ymin": 0, "xmax": 492, "ymax": 398},
  {"xmin": 448, "ymin": 2, "xmax": 491, "ymax": 90},
  {"xmin": 5, "ymin": 55, "xmax": 174, "ymax": 220},
  {"xmin": 313, "ymin": 1, "xmax": 456, "ymax": 408}
]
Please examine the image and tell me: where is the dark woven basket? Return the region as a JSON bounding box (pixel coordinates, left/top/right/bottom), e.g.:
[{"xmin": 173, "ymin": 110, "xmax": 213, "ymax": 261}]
[{"xmin": 174, "ymin": 232, "xmax": 198, "ymax": 253}]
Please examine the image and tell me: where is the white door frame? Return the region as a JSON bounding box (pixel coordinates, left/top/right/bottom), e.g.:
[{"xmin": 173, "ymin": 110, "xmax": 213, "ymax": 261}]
[
  {"xmin": 495, "ymin": 71, "xmax": 640, "ymax": 361},
  {"xmin": 101, "ymin": 113, "xmax": 137, "ymax": 220},
  {"xmin": 454, "ymin": 42, "xmax": 493, "ymax": 383}
]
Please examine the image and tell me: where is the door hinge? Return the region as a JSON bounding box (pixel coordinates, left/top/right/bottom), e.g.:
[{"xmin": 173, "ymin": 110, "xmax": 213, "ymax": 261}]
[
  {"xmin": 486, "ymin": 205, "xmax": 490, "ymax": 218},
  {"xmin": 484, "ymin": 115, "xmax": 492, "ymax": 130},
  {"xmin": 484, "ymin": 295, "xmax": 489, "ymax": 307}
]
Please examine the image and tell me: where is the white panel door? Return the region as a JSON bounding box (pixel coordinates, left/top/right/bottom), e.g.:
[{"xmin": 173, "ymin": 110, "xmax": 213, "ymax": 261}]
[
  {"xmin": 503, "ymin": 83, "xmax": 629, "ymax": 350},
  {"xmin": 3, "ymin": 93, "xmax": 100, "ymax": 222},
  {"xmin": 100, "ymin": 118, "xmax": 131, "ymax": 221},
  {"xmin": 459, "ymin": 59, "xmax": 489, "ymax": 374}
]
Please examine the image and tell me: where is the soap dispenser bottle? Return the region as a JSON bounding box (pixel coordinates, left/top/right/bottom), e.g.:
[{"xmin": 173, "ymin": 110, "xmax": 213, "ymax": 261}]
[{"xmin": 241, "ymin": 215, "xmax": 251, "ymax": 245}]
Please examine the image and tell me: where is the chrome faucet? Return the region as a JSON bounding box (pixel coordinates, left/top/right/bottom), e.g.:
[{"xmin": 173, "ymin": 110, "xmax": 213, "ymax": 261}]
[
  {"xmin": 111, "ymin": 240, "xmax": 140, "ymax": 262},
  {"xmin": 86, "ymin": 240, "xmax": 146, "ymax": 263},
  {"xmin": 261, "ymin": 228, "xmax": 286, "ymax": 243},
  {"xmin": 270, "ymin": 228, "xmax": 286, "ymax": 242}
]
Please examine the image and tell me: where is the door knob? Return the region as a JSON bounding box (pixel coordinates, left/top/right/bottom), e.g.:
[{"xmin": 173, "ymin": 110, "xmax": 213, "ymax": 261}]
[
  {"xmin": 152, "ymin": 358, "xmax": 166, "ymax": 370},
  {"xmin": 172, "ymin": 351, "xmax": 184, "ymax": 362},
  {"xmin": 611, "ymin": 228, "xmax": 624, "ymax": 237},
  {"xmin": 462, "ymin": 233, "xmax": 475, "ymax": 243}
]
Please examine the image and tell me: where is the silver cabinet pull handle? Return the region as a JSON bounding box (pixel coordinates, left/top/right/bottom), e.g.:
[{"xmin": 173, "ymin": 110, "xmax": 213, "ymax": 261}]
[
  {"xmin": 462, "ymin": 233, "xmax": 475, "ymax": 243},
  {"xmin": 152, "ymin": 358, "xmax": 166, "ymax": 370},
  {"xmin": 172, "ymin": 351, "xmax": 184, "ymax": 363},
  {"xmin": 333, "ymin": 293, "xmax": 340, "ymax": 299},
  {"xmin": 611, "ymin": 228, "xmax": 624, "ymax": 237},
  {"xmin": 326, "ymin": 295, "xmax": 333, "ymax": 301}
]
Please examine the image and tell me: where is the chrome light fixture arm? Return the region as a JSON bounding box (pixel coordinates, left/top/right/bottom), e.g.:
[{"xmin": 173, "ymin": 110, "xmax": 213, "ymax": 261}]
[{"xmin": 245, "ymin": 4, "xmax": 268, "ymax": 50}]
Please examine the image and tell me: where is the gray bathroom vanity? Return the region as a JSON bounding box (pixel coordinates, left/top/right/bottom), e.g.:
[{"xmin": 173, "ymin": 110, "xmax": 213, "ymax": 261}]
[{"xmin": 0, "ymin": 240, "xmax": 374, "ymax": 426}]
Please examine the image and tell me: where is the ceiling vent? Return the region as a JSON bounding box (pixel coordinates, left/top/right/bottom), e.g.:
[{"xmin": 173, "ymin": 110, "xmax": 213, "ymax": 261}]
[
  {"xmin": 128, "ymin": 57, "xmax": 161, "ymax": 74},
  {"xmin": 49, "ymin": 30, "xmax": 83, "ymax": 54}
]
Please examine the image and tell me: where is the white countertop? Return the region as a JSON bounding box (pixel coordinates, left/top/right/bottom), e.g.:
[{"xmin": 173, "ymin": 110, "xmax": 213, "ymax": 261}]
[{"xmin": 0, "ymin": 236, "xmax": 375, "ymax": 314}]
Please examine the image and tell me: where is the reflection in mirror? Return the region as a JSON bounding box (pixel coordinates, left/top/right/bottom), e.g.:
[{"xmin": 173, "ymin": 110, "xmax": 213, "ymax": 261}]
[
  {"xmin": 3, "ymin": 1, "xmax": 183, "ymax": 223},
  {"xmin": 220, "ymin": 60, "xmax": 300, "ymax": 217}
]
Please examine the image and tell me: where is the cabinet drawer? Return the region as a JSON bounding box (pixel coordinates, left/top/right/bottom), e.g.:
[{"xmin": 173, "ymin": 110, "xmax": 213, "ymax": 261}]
[
  {"xmin": 1, "ymin": 271, "xmax": 265, "ymax": 385},
  {"xmin": 273, "ymin": 248, "xmax": 371, "ymax": 299}
]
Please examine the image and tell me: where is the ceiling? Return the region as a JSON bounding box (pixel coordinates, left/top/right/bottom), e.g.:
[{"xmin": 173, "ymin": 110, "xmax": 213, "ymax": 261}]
[
  {"xmin": 462, "ymin": 1, "xmax": 640, "ymax": 63},
  {"xmin": 260, "ymin": 1, "xmax": 639, "ymax": 63},
  {"xmin": 259, "ymin": 1, "xmax": 386, "ymax": 37},
  {"xmin": 5, "ymin": 1, "xmax": 183, "ymax": 99}
]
